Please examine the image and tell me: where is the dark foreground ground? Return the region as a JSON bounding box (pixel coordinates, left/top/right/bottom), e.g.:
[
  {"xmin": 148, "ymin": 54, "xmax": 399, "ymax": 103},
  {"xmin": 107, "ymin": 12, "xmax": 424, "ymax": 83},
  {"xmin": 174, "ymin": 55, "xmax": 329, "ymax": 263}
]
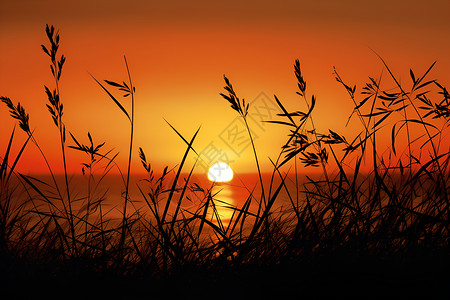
[{"xmin": 1, "ymin": 248, "xmax": 449, "ymax": 299}]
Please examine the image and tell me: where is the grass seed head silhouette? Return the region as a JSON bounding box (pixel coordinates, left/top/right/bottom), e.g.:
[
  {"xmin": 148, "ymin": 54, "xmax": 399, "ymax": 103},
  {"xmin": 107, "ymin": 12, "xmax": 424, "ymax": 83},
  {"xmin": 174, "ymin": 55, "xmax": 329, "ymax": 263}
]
[
  {"xmin": 220, "ymin": 75, "xmax": 249, "ymax": 117},
  {"xmin": 1, "ymin": 96, "xmax": 31, "ymax": 135}
]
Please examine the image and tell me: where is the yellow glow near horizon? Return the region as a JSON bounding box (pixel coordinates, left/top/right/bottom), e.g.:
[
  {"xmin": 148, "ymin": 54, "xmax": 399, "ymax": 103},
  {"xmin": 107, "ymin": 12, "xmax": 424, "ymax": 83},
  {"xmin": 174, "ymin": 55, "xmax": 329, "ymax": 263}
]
[{"xmin": 208, "ymin": 162, "xmax": 233, "ymax": 182}]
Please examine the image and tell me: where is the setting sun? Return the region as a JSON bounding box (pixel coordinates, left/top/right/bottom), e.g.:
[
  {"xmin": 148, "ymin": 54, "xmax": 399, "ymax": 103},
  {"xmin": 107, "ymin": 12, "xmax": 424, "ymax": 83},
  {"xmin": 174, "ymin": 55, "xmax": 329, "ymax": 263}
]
[{"xmin": 207, "ymin": 162, "xmax": 233, "ymax": 182}]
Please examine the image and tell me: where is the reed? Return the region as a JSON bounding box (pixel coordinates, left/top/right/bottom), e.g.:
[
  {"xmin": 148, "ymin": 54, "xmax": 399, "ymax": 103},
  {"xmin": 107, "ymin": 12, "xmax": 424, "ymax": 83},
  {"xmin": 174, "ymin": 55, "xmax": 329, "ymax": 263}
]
[{"xmin": 90, "ymin": 55, "xmax": 136, "ymax": 267}]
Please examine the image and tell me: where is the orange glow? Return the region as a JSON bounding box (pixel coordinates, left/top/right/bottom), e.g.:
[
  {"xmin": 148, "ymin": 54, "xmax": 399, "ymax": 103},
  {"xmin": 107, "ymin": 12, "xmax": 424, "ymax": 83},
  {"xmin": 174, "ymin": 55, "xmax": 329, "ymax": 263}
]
[{"xmin": 1, "ymin": 1, "xmax": 449, "ymax": 175}]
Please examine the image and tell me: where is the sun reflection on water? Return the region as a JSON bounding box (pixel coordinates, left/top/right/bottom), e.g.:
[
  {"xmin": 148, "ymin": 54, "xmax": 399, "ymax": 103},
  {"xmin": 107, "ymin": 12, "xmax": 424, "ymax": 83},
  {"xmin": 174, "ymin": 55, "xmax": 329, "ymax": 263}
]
[{"xmin": 210, "ymin": 183, "xmax": 236, "ymax": 227}]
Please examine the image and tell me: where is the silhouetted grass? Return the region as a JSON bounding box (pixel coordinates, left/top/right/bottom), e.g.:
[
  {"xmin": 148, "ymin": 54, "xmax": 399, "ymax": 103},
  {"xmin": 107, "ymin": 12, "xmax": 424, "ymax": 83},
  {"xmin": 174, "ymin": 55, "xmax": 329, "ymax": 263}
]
[{"xmin": 0, "ymin": 24, "xmax": 449, "ymax": 297}]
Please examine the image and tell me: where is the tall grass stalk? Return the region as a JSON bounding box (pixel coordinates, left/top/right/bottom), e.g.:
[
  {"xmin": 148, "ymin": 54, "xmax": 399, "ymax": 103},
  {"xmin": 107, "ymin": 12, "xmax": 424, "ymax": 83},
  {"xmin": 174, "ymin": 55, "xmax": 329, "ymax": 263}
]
[
  {"xmin": 122, "ymin": 57, "xmax": 135, "ymax": 260},
  {"xmin": 220, "ymin": 76, "xmax": 266, "ymax": 205},
  {"xmin": 41, "ymin": 24, "xmax": 78, "ymax": 255},
  {"xmin": 90, "ymin": 55, "xmax": 137, "ymax": 266},
  {"xmin": 1, "ymin": 97, "xmax": 74, "ymax": 258}
]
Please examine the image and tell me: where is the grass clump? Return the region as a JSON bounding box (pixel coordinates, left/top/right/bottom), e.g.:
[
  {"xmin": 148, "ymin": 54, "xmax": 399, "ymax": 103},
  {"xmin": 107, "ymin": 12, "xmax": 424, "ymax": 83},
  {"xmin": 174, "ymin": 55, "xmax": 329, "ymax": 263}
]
[{"xmin": 0, "ymin": 25, "xmax": 449, "ymax": 297}]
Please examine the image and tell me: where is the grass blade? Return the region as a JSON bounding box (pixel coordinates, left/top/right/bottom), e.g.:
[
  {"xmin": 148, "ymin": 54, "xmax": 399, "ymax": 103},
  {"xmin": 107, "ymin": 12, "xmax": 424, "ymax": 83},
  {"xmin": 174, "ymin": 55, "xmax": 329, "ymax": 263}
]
[{"xmin": 89, "ymin": 73, "xmax": 130, "ymax": 121}]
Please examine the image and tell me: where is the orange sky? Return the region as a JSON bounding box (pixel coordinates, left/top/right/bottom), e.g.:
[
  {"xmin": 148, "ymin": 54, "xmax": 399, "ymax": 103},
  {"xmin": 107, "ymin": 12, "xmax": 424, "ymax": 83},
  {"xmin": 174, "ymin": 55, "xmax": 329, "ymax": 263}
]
[{"xmin": 1, "ymin": 0, "xmax": 450, "ymax": 175}]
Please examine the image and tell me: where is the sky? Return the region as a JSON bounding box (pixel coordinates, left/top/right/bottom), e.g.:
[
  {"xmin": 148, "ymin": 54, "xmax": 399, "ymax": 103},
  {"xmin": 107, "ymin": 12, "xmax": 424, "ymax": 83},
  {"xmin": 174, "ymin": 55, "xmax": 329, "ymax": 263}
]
[{"xmin": 1, "ymin": 0, "xmax": 450, "ymax": 175}]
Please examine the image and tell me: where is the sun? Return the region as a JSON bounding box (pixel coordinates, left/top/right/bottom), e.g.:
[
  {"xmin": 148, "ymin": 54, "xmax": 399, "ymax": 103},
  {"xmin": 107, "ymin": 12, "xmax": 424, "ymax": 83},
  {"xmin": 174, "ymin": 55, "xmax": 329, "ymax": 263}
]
[{"xmin": 208, "ymin": 162, "xmax": 233, "ymax": 182}]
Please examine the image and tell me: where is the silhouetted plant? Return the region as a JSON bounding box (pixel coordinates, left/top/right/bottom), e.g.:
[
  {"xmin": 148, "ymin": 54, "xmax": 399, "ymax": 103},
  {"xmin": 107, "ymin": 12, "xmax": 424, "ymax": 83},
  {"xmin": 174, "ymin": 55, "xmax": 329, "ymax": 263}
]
[
  {"xmin": 90, "ymin": 56, "xmax": 136, "ymax": 265},
  {"xmin": 41, "ymin": 24, "xmax": 80, "ymax": 256},
  {"xmin": 220, "ymin": 75, "xmax": 266, "ymax": 212}
]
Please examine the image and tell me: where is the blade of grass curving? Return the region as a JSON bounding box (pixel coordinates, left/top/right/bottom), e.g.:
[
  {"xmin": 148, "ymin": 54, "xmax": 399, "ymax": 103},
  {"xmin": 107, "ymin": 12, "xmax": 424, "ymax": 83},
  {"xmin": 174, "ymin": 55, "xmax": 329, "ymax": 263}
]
[
  {"xmin": 401, "ymin": 118, "xmax": 438, "ymax": 130},
  {"xmin": 274, "ymin": 94, "xmax": 296, "ymax": 125},
  {"xmin": 415, "ymin": 61, "xmax": 437, "ymax": 89},
  {"xmin": 120, "ymin": 55, "xmax": 136, "ymax": 266},
  {"xmin": 373, "ymin": 111, "xmax": 393, "ymax": 129},
  {"xmin": 161, "ymin": 125, "xmax": 200, "ymax": 226},
  {"xmin": 1, "ymin": 126, "xmax": 15, "ymax": 180},
  {"xmin": 197, "ymin": 215, "xmax": 232, "ymax": 245},
  {"xmin": 408, "ymin": 152, "xmax": 449, "ymax": 186},
  {"xmin": 279, "ymin": 142, "xmax": 313, "ymax": 168},
  {"xmin": 168, "ymin": 161, "xmax": 197, "ymax": 239},
  {"xmin": 210, "ymin": 197, "xmax": 225, "ymax": 233},
  {"xmin": 18, "ymin": 173, "xmax": 57, "ymax": 209},
  {"xmin": 6, "ymin": 132, "xmax": 32, "ymax": 183},
  {"xmin": 224, "ymin": 207, "xmax": 237, "ymax": 236},
  {"xmin": 247, "ymin": 172, "xmax": 287, "ymax": 244},
  {"xmin": 227, "ymin": 191, "xmax": 254, "ymax": 239},
  {"xmin": 420, "ymin": 131, "xmax": 440, "ymax": 150},
  {"xmin": 263, "ymin": 120, "xmax": 297, "ymax": 127},
  {"xmin": 163, "ymin": 118, "xmax": 199, "ymax": 156},
  {"xmin": 99, "ymin": 151, "xmax": 125, "ymax": 186},
  {"xmin": 269, "ymin": 158, "xmax": 300, "ymax": 218},
  {"xmin": 198, "ymin": 190, "xmax": 212, "ymax": 239},
  {"xmin": 137, "ymin": 184, "xmax": 160, "ymax": 223},
  {"xmin": 89, "ymin": 73, "xmax": 130, "ymax": 121}
]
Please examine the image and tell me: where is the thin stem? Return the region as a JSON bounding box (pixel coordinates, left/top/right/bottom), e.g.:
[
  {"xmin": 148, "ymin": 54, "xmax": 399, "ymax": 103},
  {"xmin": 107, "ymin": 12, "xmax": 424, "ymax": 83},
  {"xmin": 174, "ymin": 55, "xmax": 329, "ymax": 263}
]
[
  {"xmin": 294, "ymin": 149, "xmax": 299, "ymax": 208},
  {"xmin": 121, "ymin": 56, "xmax": 135, "ymax": 259},
  {"xmin": 301, "ymin": 92, "xmax": 332, "ymax": 195},
  {"xmin": 243, "ymin": 117, "xmax": 265, "ymax": 205},
  {"xmin": 53, "ymin": 58, "xmax": 77, "ymax": 256},
  {"xmin": 30, "ymin": 135, "xmax": 64, "ymax": 204},
  {"xmin": 85, "ymin": 165, "xmax": 92, "ymax": 245}
]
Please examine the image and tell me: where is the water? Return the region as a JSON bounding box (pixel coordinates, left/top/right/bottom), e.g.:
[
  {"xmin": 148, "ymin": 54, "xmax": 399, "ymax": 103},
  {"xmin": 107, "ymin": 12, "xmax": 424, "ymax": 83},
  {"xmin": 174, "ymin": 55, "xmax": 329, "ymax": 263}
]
[{"xmin": 12, "ymin": 172, "xmax": 302, "ymax": 229}]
